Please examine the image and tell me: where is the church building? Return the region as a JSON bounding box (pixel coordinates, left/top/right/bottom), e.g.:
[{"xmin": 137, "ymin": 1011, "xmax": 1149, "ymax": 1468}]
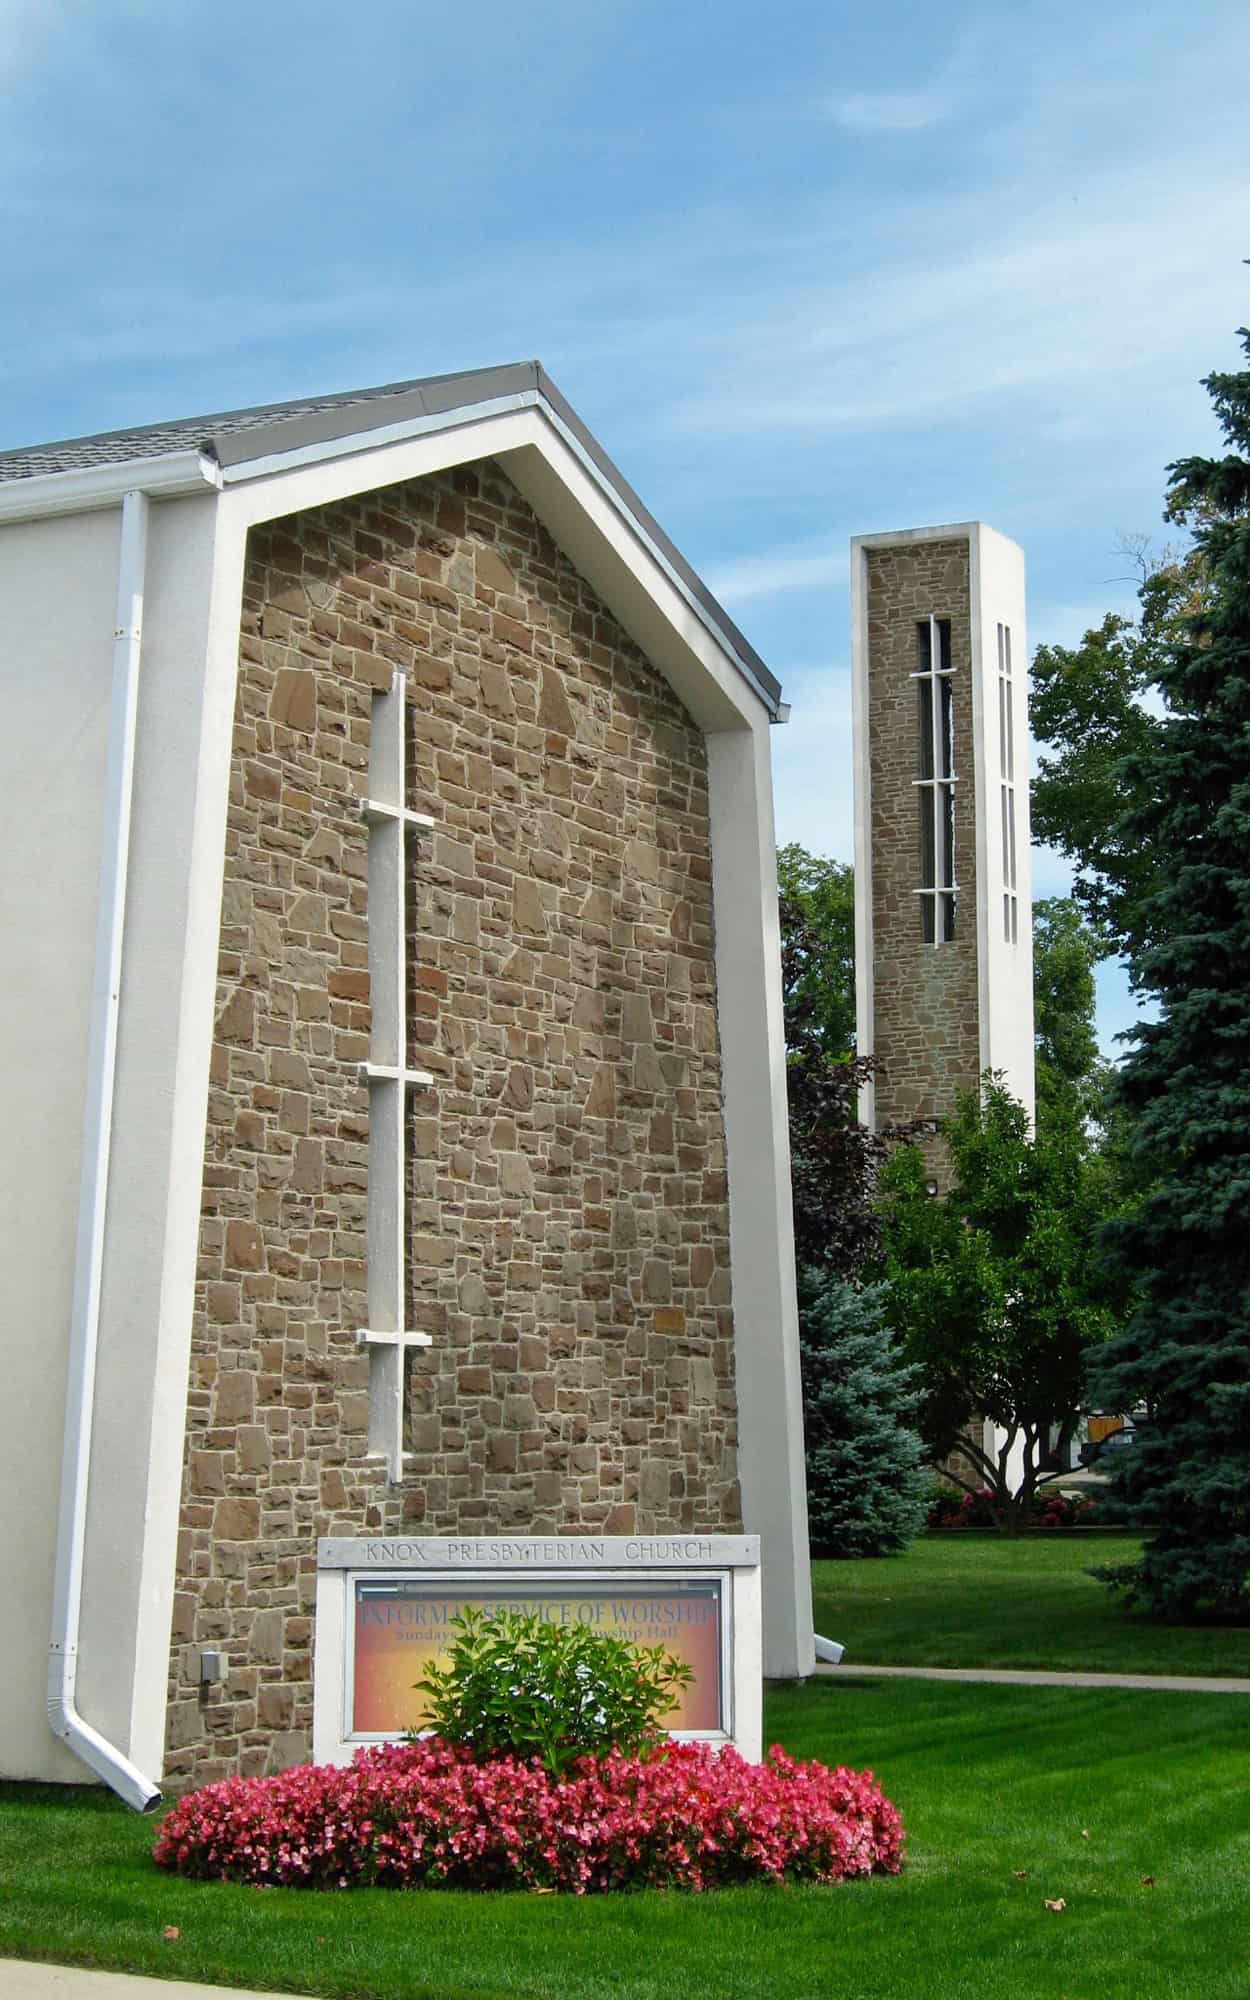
[{"xmin": 0, "ymin": 365, "xmax": 812, "ymax": 1803}]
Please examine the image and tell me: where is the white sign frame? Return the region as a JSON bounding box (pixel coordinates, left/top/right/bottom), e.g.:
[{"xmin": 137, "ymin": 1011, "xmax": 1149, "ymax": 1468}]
[{"xmin": 313, "ymin": 1535, "xmax": 762, "ymax": 1765}]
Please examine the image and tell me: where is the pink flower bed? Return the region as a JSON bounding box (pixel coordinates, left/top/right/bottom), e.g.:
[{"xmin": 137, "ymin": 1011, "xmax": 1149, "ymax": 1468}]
[{"xmin": 154, "ymin": 1738, "xmax": 904, "ymax": 1895}]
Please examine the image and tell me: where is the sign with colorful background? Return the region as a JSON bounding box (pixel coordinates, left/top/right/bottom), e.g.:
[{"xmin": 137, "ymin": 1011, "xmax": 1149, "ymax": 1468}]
[{"xmin": 351, "ymin": 1579, "xmax": 724, "ymax": 1735}]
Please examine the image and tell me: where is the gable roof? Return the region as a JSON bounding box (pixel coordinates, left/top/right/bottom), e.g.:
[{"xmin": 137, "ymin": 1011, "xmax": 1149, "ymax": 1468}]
[
  {"xmin": 0, "ymin": 365, "xmax": 520, "ymax": 483},
  {"xmin": 0, "ymin": 362, "xmax": 781, "ymax": 714}
]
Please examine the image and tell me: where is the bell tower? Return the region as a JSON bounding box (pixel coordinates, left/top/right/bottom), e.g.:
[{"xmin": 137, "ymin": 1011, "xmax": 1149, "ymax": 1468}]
[{"xmin": 851, "ymin": 522, "xmax": 1033, "ymax": 1154}]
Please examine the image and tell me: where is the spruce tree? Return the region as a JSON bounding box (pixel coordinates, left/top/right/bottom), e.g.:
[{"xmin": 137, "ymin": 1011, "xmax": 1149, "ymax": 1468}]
[
  {"xmin": 1092, "ymin": 323, "xmax": 1250, "ymax": 1619},
  {"xmin": 798, "ymin": 1272, "xmax": 927, "ymax": 1557}
]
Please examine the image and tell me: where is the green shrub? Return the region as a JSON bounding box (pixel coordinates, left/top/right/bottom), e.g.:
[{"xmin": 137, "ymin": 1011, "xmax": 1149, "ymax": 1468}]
[{"xmin": 415, "ymin": 1606, "xmax": 693, "ymax": 1776}]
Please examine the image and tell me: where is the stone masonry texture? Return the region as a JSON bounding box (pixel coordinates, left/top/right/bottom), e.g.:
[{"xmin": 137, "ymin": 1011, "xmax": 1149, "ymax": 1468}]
[
  {"xmin": 165, "ymin": 462, "xmax": 740, "ymax": 1788},
  {"xmin": 866, "ymin": 540, "xmax": 980, "ymax": 1170}
]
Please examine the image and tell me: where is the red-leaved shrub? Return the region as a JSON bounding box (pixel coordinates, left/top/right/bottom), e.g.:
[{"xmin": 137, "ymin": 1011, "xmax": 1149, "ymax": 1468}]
[
  {"xmin": 153, "ymin": 1738, "xmax": 903, "ymax": 1894},
  {"xmin": 926, "ymin": 1486, "xmax": 1098, "ymax": 1530}
]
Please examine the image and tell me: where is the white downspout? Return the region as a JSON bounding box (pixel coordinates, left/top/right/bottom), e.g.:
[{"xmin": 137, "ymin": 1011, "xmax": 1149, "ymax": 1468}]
[{"xmin": 48, "ymin": 489, "xmax": 162, "ymax": 1812}]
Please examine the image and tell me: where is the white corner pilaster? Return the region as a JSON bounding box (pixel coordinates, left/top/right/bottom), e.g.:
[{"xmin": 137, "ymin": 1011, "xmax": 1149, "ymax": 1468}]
[
  {"xmin": 849, "ymin": 537, "xmax": 875, "ymax": 1127},
  {"xmin": 706, "ymin": 716, "xmax": 814, "ymax": 1682}
]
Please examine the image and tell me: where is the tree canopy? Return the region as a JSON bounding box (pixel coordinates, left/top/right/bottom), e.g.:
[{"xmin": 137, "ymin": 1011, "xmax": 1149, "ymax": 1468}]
[
  {"xmin": 1029, "ymin": 541, "xmax": 1213, "ymax": 960},
  {"xmin": 777, "ymin": 843, "xmax": 855, "ymax": 1058},
  {"xmin": 877, "ymin": 1081, "xmax": 1126, "ymax": 1530},
  {"xmin": 777, "ymin": 843, "xmax": 882, "ymax": 1279},
  {"xmin": 1032, "ymin": 895, "xmax": 1107, "ymax": 1130}
]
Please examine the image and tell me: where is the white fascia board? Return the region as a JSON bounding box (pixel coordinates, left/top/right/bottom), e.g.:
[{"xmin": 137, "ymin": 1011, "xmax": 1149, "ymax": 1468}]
[
  {"xmin": 222, "ymin": 404, "xmax": 769, "ymax": 736},
  {"xmin": 533, "ymin": 403, "xmax": 780, "ymax": 723},
  {"xmin": 214, "ymin": 392, "xmax": 540, "ymax": 485},
  {"xmin": 0, "ymin": 451, "xmax": 221, "ymax": 524},
  {"xmin": 501, "ymin": 427, "xmax": 765, "ymax": 733}
]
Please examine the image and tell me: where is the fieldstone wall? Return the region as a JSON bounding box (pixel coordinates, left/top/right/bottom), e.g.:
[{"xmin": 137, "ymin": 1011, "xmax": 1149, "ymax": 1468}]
[
  {"xmin": 165, "ymin": 461, "xmax": 739, "ymax": 1788},
  {"xmin": 866, "ymin": 540, "xmax": 980, "ymax": 1163}
]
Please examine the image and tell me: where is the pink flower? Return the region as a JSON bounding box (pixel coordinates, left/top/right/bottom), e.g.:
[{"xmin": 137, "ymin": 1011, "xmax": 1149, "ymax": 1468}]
[{"xmin": 153, "ymin": 1738, "xmax": 904, "ymax": 1893}]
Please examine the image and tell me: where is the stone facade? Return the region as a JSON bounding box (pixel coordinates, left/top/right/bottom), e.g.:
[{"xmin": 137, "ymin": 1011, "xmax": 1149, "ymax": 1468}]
[
  {"xmin": 865, "ymin": 539, "xmax": 980, "ymax": 1157},
  {"xmin": 165, "ymin": 461, "xmax": 739, "ymax": 1788}
]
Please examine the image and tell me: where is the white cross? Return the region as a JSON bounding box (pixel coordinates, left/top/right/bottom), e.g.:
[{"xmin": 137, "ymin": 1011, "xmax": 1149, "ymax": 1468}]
[{"xmin": 356, "ymin": 671, "xmax": 435, "ymax": 1483}]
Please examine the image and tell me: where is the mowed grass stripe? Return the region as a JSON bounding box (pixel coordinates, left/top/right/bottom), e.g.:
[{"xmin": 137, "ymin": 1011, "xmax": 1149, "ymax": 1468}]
[
  {"xmin": 3, "ymin": 1677, "xmax": 1249, "ymax": 2000},
  {"xmin": 813, "ymin": 1534, "xmax": 1250, "ymax": 1676}
]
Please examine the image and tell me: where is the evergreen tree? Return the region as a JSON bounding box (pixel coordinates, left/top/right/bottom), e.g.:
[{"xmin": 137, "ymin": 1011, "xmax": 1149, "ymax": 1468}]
[
  {"xmin": 1091, "ymin": 325, "xmax": 1250, "ymax": 1620},
  {"xmin": 799, "ymin": 1272, "xmax": 928, "ymax": 1557}
]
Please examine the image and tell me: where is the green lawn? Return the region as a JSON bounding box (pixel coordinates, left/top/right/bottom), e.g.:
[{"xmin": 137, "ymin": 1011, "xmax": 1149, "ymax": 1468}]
[
  {"xmin": 814, "ymin": 1535, "xmax": 1250, "ymax": 1676},
  {"xmin": 3, "ymin": 1677, "xmax": 1249, "ymax": 2000}
]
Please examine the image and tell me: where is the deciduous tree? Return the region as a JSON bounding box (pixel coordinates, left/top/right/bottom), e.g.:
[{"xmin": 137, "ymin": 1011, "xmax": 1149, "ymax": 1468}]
[
  {"xmin": 777, "ymin": 843, "xmax": 855, "ymax": 1057},
  {"xmin": 878, "ymin": 1082, "xmax": 1123, "ymax": 1531},
  {"xmin": 778, "ymin": 843, "xmax": 883, "ymax": 1279}
]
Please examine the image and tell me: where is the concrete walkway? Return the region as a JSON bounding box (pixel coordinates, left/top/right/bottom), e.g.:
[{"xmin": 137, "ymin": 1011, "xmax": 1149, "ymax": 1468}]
[
  {"xmin": 816, "ymin": 1662, "xmax": 1250, "ymax": 1693},
  {"xmin": 0, "ymin": 1967, "xmax": 301, "ymax": 2000}
]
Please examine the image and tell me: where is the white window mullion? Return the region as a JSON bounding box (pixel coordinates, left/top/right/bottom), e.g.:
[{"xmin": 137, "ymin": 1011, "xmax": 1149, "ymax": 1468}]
[
  {"xmin": 912, "ymin": 616, "xmax": 957, "ymax": 946},
  {"xmin": 997, "ymin": 622, "xmax": 1018, "ymax": 944}
]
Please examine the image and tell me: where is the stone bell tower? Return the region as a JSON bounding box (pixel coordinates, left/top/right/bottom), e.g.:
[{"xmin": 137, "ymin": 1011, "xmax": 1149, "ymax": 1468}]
[{"xmin": 850, "ymin": 523, "xmax": 1034, "ymax": 1157}]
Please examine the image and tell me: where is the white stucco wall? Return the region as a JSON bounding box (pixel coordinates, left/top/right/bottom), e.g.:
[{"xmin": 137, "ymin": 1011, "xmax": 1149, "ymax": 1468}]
[
  {"xmin": 0, "ymin": 506, "xmax": 122, "ymax": 1780},
  {"xmin": 970, "ymin": 525, "xmax": 1034, "ymax": 1121},
  {"xmin": 0, "ymin": 491, "xmax": 233, "ymax": 1784}
]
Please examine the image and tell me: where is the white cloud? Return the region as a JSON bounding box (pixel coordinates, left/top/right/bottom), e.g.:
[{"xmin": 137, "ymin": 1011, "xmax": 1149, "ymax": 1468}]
[
  {"xmin": 668, "ymin": 139, "xmax": 1248, "ymax": 445},
  {"xmin": 826, "ymin": 86, "xmax": 955, "ymax": 135},
  {"xmin": 0, "ymin": 0, "xmax": 55, "ymax": 80},
  {"xmin": 705, "ymin": 543, "xmax": 846, "ymax": 606}
]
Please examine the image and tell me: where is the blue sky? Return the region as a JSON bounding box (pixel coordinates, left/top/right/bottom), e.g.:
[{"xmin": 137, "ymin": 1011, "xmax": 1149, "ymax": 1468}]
[{"xmin": 4, "ymin": 0, "xmax": 1248, "ymax": 1053}]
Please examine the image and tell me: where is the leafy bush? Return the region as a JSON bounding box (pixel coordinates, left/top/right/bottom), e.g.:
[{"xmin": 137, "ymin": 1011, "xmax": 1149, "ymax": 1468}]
[
  {"xmin": 153, "ymin": 1738, "xmax": 904, "ymax": 1894},
  {"xmin": 415, "ymin": 1607, "xmax": 692, "ymax": 1776},
  {"xmin": 800, "ymin": 1274, "xmax": 928, "ymax": 1556},
  {"xmin": 926, "ymin": 1485, "xmax": 1098, "ymax": 1530}
]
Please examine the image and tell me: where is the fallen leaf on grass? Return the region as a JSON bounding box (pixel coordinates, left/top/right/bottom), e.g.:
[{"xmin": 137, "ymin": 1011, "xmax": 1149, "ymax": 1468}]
[
  {"xmin": 1044, "ymin": 1898, "xmax": 1067, "ymax": 1913},
  {"xmin": 1141, "ymin": 1876, "xmax": 1155, "ymax": 1887},
  {"xmin": 163, "ymin": 1927, "xmax": 180, "ymax": 1942}
]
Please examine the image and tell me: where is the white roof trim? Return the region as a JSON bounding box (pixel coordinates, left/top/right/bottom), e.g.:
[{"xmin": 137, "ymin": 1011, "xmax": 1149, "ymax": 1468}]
[
  {"xmin": 0, "ymin": 450, "xmax": 221, "ymax": 523},
  {"xmin": 214, "ymin": 392, "xmax": 541, "ymax": 485},
  {"xmin": 217, "ymin": 397, "xmax": 784, "ymax": 724}
]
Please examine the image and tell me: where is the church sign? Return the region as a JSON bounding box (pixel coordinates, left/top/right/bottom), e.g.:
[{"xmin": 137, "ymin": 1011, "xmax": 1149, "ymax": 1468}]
[{"xmin": 313, "ymin": 1536, "xmax": 762, "ymax": 1763}]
